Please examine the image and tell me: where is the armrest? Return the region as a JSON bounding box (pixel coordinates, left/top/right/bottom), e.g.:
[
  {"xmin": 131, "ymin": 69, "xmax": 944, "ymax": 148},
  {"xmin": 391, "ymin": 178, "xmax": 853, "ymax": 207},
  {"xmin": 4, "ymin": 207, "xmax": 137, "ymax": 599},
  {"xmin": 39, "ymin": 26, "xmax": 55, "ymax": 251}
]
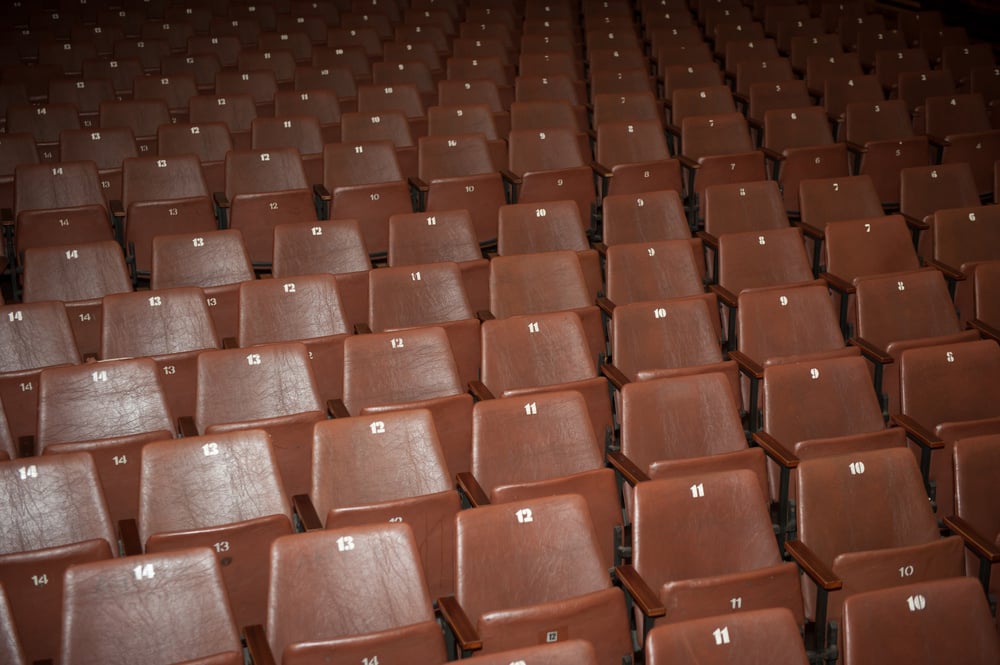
[
  {"xmin": 590, "ymin": 161, "xmax": 613, "ymax": 178},
  {"xmin": 436, "ymin": 596, "xmax": 482, "ymax": 653},
  {"xmin": 784, "ymin": 539, "xmax": 842, "ymax": 591},
  {"xmin": 729, "ymin": 349, "xmax": 764, "ymax": 380},
  {"xmin": 613, "ymin": 564, "xmax": 666, "ymax": 617},
  {"xmin": 819, "ymin": 271, "xmax": 856, "ymax": 295},
  {"xmin": 327, "ymin": 399, "xmax": 350, "ymax": 419},
  {"xmin": 221, "ymin": 336, "xmax": 238, "ymax": 349},
  {"xmin": 902, "ymin": 213, "xmax": 929, "ymax": 231},
  {"xmin": 177, "ymin": 416, "xmax": 198, "ymax": 438},
  {"xmin": 665, "ymin": 122, "xmax": 681, "ymax": 136},
  {"xmin": 312, "ymin": 183, "xmax": 331, "ymax": 201},
  {"xmin": 695, "ymin": 229, "xmax": 719, "ymax": 250},
  {"xmin": 943, "ymin": 515, "xmax": 1000, "ymax": 562},
  {"xmin": 849, "ymin": 336, "xmax": 893, "ymax": 365},
  {"xmin": 475, "ymin": 310, "xmax": 495, "ymax": 322},
  {"xmin": 761, "ymin": 146, "xmax": 786, "ymax": 162},
  {"xmin": 592, "ymin": 240, "xmax": 608, "ymax": 257},
  {"xmin": 677, "ymin": 154, "xmax": 700, "ymax": 169},
  {"xmin": 212, "ymin": 191, "xmax": 230, "ymax": 209},
  {"xmin": 291, "ymin": 493, "xmax": 323, "ymax": 531},
  {"xmin": 456, "ymin": 471, "xmax": 491, "ymax": 507},
  {"xmin": 109, "ymin": 199, "xmax": 125, "ymax": 219},
  {"xmin": 499, "ymin": 169, "xmax": 521, "ymax": 185},
  {"xmin": 969, "ymin": 318, "xmax": 1000, "ymax": 342},
  {"xmin": 597, "ymin": 295, "xmax": 616, "ymax": 318},
  {"xmin": 751, "ymin": 431, "xmax": 800, "ymax": 468},
  {"xmin": 353, "ymin": 322, "xmax": 373, "ymax": 335},
  {"xmin": 708, "ymin": 283, "xmax": 738, "ymax": 309},
  {"xmin": 795, "ymin": 219, "xmax": 825, "ymax": 239},
  {"xmin": 600, "ymin": 363, "xmax": 630, "ymax": 391},
  {"xmin": 118, "ymin": 518, "xmax": 143, "ymax": 556},
  {"xmin": 407, "ymin": 175, "xmax": 429, "ymax": 192},
  {"xmin": 244, "ymin": 624, "xmax": 277, "ymax": 665},
  {"xmin": 468, "ymin": 380, "xmax": 496, "ymax": 401},
  {"xmin": 926, "ymin": 134, "xmax": 949, "ymax": 148},
  {"xmin": 846, "ymin": 141, "xmax": 867, "ymax": 154},
  {"xmin": 922, "ymin": 257, "xmax": 966, "ymax": 282},
  {"xmin": 607, "ymin": 449, "xmax": 650, "ymax": 486},
  {"xmin": 889, "ymin": 413, "xmax": 944, "ymax": 450}
]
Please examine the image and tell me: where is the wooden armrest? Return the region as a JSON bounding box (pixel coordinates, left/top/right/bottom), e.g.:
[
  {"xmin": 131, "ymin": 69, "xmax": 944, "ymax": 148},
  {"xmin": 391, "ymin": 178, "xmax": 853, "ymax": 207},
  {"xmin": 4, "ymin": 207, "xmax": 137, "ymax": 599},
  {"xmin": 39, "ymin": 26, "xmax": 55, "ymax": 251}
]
[
  {"xmin": 468, "ymin": 380, "xmax": 495, "ymax": 401},
  {"xmin": 969, "ymin": 318, "xmax": 1000, "ymax": 342},
  {"xmin": 600, "ymin": 363, "xmax": 630, "ymax": 391},
  {"xmin": 795, "ymin": 219, "xmax": 825, "ymax": 239},
  {"xmin": 456, "ymin": 471, "xmax": 491, "ymax": 507},
  {"xmin": 592, "ymin": 240, "xmax": 608, "ymax": 257},
  {"xmin": 353, "ymin": 322, "xmax": 372, "ymax": 334},
  {"xmin": 926, "ymin": 134, "xmax": 949, "ymax": 147},
  {"xmin": 943, "ymin": 515, "xmax": 1000, "ymax": 562},
  {"xmin": 614, "ymin": 564, "xmax": 666, "ymax": 617},
  {"xmin": 244, "ymin": 624, "xmax": 277, "ymax": 665},
  {"xmin": 665, "ymin": 122, "xmax": 681, "ymax": 136},
  {"xmin": 221, "ymin": 336, "xmax": 238, "ymax": 349},
  {"xmin": 475, "ymin": 310, "xmax": 495, "ymax": 322},
  {"xmin": 407, "ymin": 175, "xmax": 429, "ymax": 192},
  {"xmin": 118, "ymin": 518, "xmax": 143, "ymax": 556},
  {"xmin": 708, "ymin": 283, "xmax": 738, "ymax": 309},
  {"xmin": 437, "ymin": 596, "xmax": 482, "ymax": 652},
  {"xmin": 819, "ymin": 271, "xmax": 856, "ymax": 295},
  {"xmin": 728, "ymin": 349, "xmax": 763, "ymax": 379},
  {"xmin": 849, "ymin": 336, "xmax": 893, "ymax": 365},
  {"xmin": 607, "ymin": 450, "xmax": 650, "ymax": 486},
  {"xmin": 312, "ymin": 183, "xmax": 331, "ymax": 201},
  {"xmin": 590, "ymin": 161, "xmax": 613, "ymax": 178},
  {"xmin": 902, "ymin": 213, "xmax": 929, "ymax": 231},
  {"xmin": 751, "ymin": 431, "xmax": 800, "ymax": 468},
  {"xmin": 109, "ymin": 199, "xmax": 125, "ymax": 219},
  {"xmin": 597, "ymin": 295, "xmax": 616, "ymax": 317},
  {"xmin": 785, "ymin": 539, "xmax": 842, "ymax": 591},
  {"xmin": 212, "ymin": 191, "xmax": 230, "ymax": 208},
  {"xmin": 846, "ymin": 141, "xmax": 867, "ymax": 154},
  {"xmin": 922, "ymin": 257, "xmax": 966, "ymax": 282},
  {"xmin": 177, "ymin": 416, "xmax": 198, "ymax": 438},
  {"xmin": 761, "ymin": 147, "xmax": 786, "ymax": 162},
  {"xmin": 500, "ymin": 169, "xmax": 521, "ymax": 185},
  {"xmin": 327, "ymin": 399, "xmax": 350, "ymax": 418},
  {"xmin": 677, "ymin": 154, "xmax": 700, "ymax": 169},
  {"xmin": 889, "ymin": 413, "xmax": 944, "ymax": 450},
  {"xmin": 292, "ymin": 494, "xmax": 323, "ymax": 531},
  {"xmin": 747, "ymin": 117, "xmax": 764, "ymax": 130},
  {"xmin": 695, "ymin": 229, "xmax": 719, "ymax": 250}
]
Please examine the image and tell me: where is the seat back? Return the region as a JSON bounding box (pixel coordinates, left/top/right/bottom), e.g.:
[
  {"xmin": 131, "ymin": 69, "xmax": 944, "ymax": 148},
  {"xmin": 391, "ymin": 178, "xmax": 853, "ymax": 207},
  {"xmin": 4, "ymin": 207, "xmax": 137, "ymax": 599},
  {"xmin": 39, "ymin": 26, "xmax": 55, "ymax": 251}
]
[
  {"xmin": 323, "ymin": 140, "xmax": 404, "ymax": 187},
  {"xmin": 224, "ymin": 147, "xmax": 309, "ymax": 199},
  {"xmin": 369, "ymin": 262, "xmax": 474, "ymax": 330},
  {"xmin": 508, "ymin": 127, "xmax": 588, "ymax": 173},
  {"xmin": 927, "ymin": 205, "xmax": 1000, "ymax": 271},
  {"xmin": 387, "ymin": 209, "xmax": 483, "ymax": 265},
  {"xmin": 101, "ymin": 286, "xmax": 219, "ymax": 358},
  {"xmin": 471, "ymin": 390, "xmax": 601, "ymax": 491},
  {"xmin": 717, "ymin": 227, "xmax": 813, "ymax": 294},
  {"xmin": 455, "ymin": 493, "xmax": 610, "ymax": 618},
  {"xmin": 798, "ymin": 175, "xmax": 884, "ymax": 228},
  {"xmin": 899, "ymin": 339, "xmax": 1000, "ymax": 429},
  {"xmin": 680, "ymin": 112, "xmax": 754, "ymax": 159},
  {"xmin": 762, "ymin": 355, "xmax": 887, "ymax": 444},
  {"xmin": 824, "ymin": 215, "xmax": 920, "ymax": 280},
  {"xmin": 601, "ymin": 190, "xmax": 689, "ymax": 245},
  {"xmin": 480, "ymin": 311, "xmax": 596, "ymax": 393},
  {"xmin": 157, "ymin": 122, "xmax": 234, "ymax": 163},
  {"xmin": 797, "ymin": 447, "xmax": 942, "ymax": 564},
  {"xmin": 899, "ymin": 163, "xmax": 979, "ymax": 224},
  {"xmin": 418, "ymin": 133, "xmax": 496, "ymax": 180},
  {"xmin": 427, "ymin": 104, "xmax": 501, "ymax": 140},
  {"xmin": 736, "ymin": 282, "xmax": 847, "ymax": 363},
  {"xmin": 620, "ymin": 371, "xmax": 747, "ymax": 470},
  {"xmin": 266, "ymin": 525, "xmax": 441, "ymax": 661},
  {"xmin": 151, "ymin": 229, "xmax": 254, "ymax": 289},
  {"xmin": 953, "ymin": 434, "xmax": 1000, "ymax": 561},
  {"xmin": 595, "ymin": 119, "xmax": 672, "ymax": 166},
  {"xmin": 14, "ymin": 160, "xmax": 105, "ymax": 214},
  {"xmin": 703, "ymin": 180, "xmax": 789, "ymax": 238},
  {"xmin": 855, "ymin": 269, "xmax": 962, "ymax": 349},
  {"xmin": 60, "ymin": 549, "xmax": 242, "ymax": 665},
  {"xmin": 841, "ymin": 577, "xmax": 1000, "ymax": 665},
  {"xmin": 342, "ymin": 326, "xmax": 464, "ymax": 410},
  {"xmin": 251, "ymin": 116, "xmax": 325, "ymax": 157},
  {"xmin": 924, "ymin": 93, "xmax": 991, "ymax": 137},
  {"xmin": 22, "ymin": 240, "xmax": 132, "ymax": 303},
  {"xmin": 633, "ymin": 470, "xmax": 782, "ymax": 588},
  {"xmin": 671, "ymin": 85, "xmax": 737, "ymax": 127},
  {"xmin": 763, "ymin": 105, "xmax": 834, "ymax": 151},
  {"xmin": 489, "ymin": 251, "xmax": 592, "ymax": 317},
  {"xmin": 195, "ymin": 342, "xmax": 323, "ymax": 430},
  {"xmin": 122, "ymin": 154, "xmax": 210, "ymax": 204},
  {"xmin": 497, "ymin": 199, "xmax": 589, "ymax": 255},
  {"xmin": 605, "ymin": 239, "xmax": 704, "ymax": 305},
  {"xmin": 238, "ymin": 273, "xmax": 349, "ymax": 345},
  {"xmin": 845, "ymin": 99, "xmax": 915, "ymax": 143}
]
